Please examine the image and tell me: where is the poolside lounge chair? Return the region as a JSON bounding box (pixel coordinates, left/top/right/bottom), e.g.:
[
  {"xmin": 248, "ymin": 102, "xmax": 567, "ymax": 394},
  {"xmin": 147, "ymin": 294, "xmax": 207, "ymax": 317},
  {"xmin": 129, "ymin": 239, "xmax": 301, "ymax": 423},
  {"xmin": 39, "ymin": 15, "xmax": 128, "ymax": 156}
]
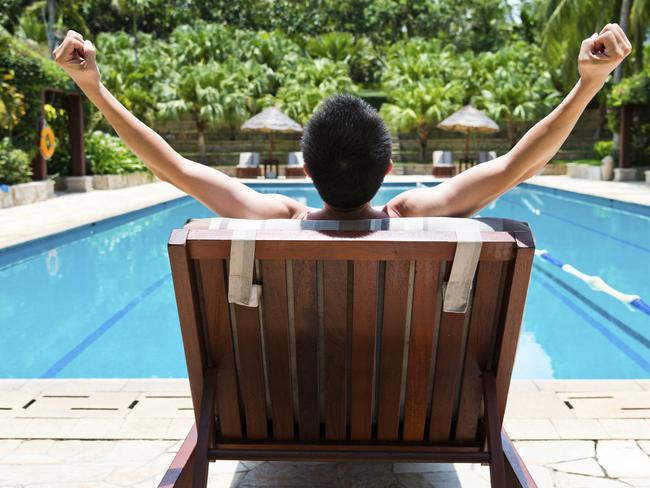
[
  {"xmin": 432, "ymin": 150, "xmax": 455, "ymax": 177},
  {"xmin": 479, "ymin": 151, "xmax": 498, "ymax": 163},
  {"xmin": 285, "ymin": 151, "xmax": 305, "ymax": 178},
  {"xmin": 235, "ymin": 152, "xmax": 261, "ymax": 179},
  {"xmin": 161, "ymin": 216, "xmax": 537, "ymax": 488}
]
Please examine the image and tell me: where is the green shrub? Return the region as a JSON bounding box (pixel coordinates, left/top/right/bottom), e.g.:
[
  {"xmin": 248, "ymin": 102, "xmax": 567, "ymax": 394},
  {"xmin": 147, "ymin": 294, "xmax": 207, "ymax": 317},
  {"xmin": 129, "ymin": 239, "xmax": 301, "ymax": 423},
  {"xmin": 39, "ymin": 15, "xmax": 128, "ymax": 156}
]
[
  {"xmin": 85, "ymin": 131, "xmax": 148, "ymax": 175},
  {"xmin": 593, "ymin": 140, "xmax": 613, "ymax": 159},
  {"xmin": 0, "ymin": 137, "xmax": 32, "ymax": 184},
  {"xmin": 0, "ymin": 28, "xmax": 77, "ymax": 161}
]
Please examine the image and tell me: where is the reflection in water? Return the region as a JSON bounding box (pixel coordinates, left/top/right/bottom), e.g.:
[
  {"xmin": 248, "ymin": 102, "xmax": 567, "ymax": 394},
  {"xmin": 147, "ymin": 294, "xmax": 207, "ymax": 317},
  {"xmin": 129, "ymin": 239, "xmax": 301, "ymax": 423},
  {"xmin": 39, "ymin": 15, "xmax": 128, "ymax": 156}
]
[
  {"xmin": 46, "ymin": 249, "xmax": 60, "ymax": 277},
  {"xmin": 512, "ymin": 331, "xmax": 554, "ymax": 379},
  {"xmin": 521, "ymin": 197, "xmax": 541, "ymax": 216}
]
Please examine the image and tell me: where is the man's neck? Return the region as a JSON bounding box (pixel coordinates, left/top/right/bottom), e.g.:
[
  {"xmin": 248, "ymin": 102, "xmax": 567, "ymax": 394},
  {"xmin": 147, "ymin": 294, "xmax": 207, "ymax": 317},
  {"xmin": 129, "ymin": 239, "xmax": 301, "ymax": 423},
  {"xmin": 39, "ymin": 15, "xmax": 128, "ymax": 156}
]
[{"xmin": 307, "ymin": 202, "xmax": 389, "ymax": 220}]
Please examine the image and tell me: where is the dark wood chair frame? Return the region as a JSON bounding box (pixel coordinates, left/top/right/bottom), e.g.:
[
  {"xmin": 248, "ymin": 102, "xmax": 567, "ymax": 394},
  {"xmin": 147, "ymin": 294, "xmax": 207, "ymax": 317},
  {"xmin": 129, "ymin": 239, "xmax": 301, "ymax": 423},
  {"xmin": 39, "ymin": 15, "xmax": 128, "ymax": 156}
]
[{"xmin": 160, "ymin": 226, "xmax": 538, "ymax": 488}]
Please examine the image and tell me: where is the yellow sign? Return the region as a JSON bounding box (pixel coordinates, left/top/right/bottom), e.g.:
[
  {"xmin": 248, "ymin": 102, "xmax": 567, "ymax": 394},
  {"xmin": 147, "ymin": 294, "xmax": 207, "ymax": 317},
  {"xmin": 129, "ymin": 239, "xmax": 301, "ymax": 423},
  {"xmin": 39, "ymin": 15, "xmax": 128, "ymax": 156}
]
[{"xmin": 39, "ymin": 125, "xmax": 56, "ymax": 160}]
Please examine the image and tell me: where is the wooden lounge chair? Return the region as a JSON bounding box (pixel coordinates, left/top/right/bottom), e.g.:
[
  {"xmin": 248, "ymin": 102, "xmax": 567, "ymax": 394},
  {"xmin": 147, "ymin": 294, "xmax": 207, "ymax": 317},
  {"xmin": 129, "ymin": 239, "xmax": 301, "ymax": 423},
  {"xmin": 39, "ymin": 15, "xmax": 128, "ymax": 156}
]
[
  {"xmin": 161, "ymin": 216, "xmax": 537, "ymax": 488},
  {"xmin": 285, "ymin": 151, "xmax": 305, "ymax": 178},
  {"xmin": 432, "ymin": 150, "xmax": 456, "ymax": 177},
  {"xmin": 235, "ymin": 152, "xmax": 261, "ymax": 179},
  {"xmin": 479, "ymin": 151, "xmax": 498, "ymax": 163}
]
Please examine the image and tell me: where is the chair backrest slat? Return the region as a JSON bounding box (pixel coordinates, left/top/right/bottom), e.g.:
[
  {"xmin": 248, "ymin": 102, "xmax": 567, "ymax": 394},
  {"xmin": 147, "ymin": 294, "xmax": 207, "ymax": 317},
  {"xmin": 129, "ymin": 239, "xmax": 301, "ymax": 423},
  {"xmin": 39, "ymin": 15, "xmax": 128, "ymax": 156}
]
[
  {"xmin": 260, "ymin": 259, "xmax": 295, "ymax": 440},
  {"xmin": 402, "ymin": 260, "xmax": 441, "ymax": 441},
  {"xmin": 455, "ymin": 260, "xmax": 506, "ymax": 442},
  {"xmin": 323, "ymin": 260, "xmax": 350, "ymax": 440},
  {"xmin": 197, "ymin": 259, "xmax": 242, "ymax": 439},
  {"xmin": 233, "ymin": 301, "xmax": 268, "ymax": 439},
  {"xmin": 428, "ymin": 309, "xmax": 468, "ymax": 441},
  {"xmin": 291, "ymin": 260, "xmax": 321, "ymax": 440},
  {"xmin": 350, "ymin": 260, "xmax": 380, "ymax": 441},
  {"xmin": 376, "ymin": 260, "xmax": 412, "ymax": 441}
]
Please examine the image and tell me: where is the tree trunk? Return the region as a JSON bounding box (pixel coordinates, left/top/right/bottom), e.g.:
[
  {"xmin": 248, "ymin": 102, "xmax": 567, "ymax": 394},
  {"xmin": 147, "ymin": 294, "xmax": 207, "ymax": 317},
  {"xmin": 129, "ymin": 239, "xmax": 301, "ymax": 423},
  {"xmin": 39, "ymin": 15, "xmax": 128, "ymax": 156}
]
[
  {"xmin": 595, "ymin": 98, "xmax": 607, "ymax": 139},
  {"xmin": 619, "ymin": 104, "xmax": 634, "ymax": 168},
  {"xmin": 613, "ymin": 0, "xmax": 632, "ymax": 167},
  {"xmin": 47, "ymin": 0, "xmax": 56, "ymax": 55},
  {"xmin": 507, "ymin": 121, "xmax": 518, "ymax": 149},
  {"xmin": 132, "ymin": 13, "xmax": 139, "ymax": 66},
  {"xmin": 197, "ymin": 121, "xmax": 207, "ymax": 164},
  {"xmin": 417, "ymin": 126, "xmax": 429, "ymax": 164},
  {"xmin": 634, "ymin": 25, "xmax": 643, "ymax": 73},
  {"xmin": 614, "ymin": 0, "xmax": 632, "ymax": 83}
]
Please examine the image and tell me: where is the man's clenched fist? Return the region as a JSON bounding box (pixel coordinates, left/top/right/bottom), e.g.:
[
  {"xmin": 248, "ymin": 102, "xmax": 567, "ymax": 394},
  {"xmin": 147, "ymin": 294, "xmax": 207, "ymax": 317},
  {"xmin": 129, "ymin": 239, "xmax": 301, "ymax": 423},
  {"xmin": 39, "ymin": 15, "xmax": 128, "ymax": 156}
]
[
  {"xmin": 579, "ymin": 23, "xmax": 632, "ymax": 86},
  {"xmin": 53, "ymin": 30, "xmax": 100, "ymax": 91}
]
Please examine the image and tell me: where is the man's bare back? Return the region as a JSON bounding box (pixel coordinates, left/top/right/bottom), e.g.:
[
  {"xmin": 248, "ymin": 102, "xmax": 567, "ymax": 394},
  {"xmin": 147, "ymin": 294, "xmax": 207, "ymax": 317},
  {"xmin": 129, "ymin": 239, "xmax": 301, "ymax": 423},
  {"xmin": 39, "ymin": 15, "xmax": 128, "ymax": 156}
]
[{"xmin": 53, "ymin": 26, "xmax": 631, "ymax": 220}]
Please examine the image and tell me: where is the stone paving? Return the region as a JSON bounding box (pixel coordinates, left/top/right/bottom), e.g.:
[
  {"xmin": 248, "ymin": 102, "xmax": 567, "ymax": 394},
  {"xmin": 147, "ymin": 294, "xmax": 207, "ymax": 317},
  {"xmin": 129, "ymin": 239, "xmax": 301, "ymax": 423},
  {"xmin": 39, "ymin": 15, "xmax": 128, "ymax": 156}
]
[
  {"xmin": 1, "ymin": 379, "xmax": 649, "ymax": 487},
  {"xmin": 527, "ymin": 175, "xmax": 650, "ymax": 207},
  {"xmin": 0, "ymin": 182, "xmax": 184, "ymax": 249}
]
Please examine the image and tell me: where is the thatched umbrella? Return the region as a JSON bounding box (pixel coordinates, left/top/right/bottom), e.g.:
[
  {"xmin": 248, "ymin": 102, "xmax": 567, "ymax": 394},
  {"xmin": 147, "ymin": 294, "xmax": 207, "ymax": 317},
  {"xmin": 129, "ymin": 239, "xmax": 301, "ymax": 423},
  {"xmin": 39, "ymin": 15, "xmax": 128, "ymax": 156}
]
[
  {"xmin": 437, "ymin": 105, "xmax": 499, "ymax": 161},
  {"xmin": 241, "ymin": 107, "xmax": 302, "ymax": 161}
]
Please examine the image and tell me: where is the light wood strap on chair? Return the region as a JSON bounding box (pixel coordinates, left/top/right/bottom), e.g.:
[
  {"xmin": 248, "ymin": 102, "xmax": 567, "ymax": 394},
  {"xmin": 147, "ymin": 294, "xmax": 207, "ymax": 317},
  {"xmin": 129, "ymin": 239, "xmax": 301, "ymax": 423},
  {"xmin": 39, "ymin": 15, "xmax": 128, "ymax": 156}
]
[
  {"xmin": 443, "ymin": 230, "xmax": 483, "ymax": 313},
  {"xmin": 228, "ymin": 229, "xmax": 262, "ymax": 307},
  {"xmin": 189, "ymin": 216, "xmax": 530, "ymax": 233}
]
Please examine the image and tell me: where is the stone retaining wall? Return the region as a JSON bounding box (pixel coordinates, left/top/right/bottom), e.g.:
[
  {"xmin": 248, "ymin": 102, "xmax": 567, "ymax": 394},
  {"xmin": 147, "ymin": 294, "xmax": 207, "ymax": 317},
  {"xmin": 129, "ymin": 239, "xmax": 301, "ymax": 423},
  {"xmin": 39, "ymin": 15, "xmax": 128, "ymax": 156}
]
[
  {"xmin": 92, "ymin": 172, "xmax": 155, "ymax": 190},
  {"xmin": 0, "ymin": 180, "xmax": 55, "ymax": 209}
]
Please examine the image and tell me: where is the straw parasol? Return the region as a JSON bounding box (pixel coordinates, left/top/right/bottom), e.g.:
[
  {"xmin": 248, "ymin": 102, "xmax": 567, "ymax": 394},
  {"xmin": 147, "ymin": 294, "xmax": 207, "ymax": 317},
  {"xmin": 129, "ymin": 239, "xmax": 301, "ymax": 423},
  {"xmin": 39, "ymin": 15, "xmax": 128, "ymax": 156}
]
[
  {"xmin": 241, "ymin": 107, "xmax": 302, "ymax": 161},
  {"xmin": 437, "ymin": 105, "xmax": 499, "ymax": 161}
]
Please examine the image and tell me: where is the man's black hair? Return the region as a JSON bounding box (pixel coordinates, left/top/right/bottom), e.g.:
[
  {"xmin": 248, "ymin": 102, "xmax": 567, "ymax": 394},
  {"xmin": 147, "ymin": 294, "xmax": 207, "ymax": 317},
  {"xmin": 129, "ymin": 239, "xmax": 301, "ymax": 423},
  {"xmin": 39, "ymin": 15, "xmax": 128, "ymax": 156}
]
[{"xmin": 302, "ymin": 94, "xmax": 392, "ymax": 209}]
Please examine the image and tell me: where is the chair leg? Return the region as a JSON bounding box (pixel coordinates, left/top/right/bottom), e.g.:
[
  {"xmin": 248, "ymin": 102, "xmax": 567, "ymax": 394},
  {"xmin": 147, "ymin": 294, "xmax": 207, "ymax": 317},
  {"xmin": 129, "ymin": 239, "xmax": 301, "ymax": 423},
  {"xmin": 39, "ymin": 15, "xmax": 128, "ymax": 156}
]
[
  {"xmin": 483, "ymin": 372, "xmax": 506, "ymax": 487},
  {"xmin": 482, "ymin": 371, "xmax": 538, "ymax": 487},
  {"xmin": 502, "ymin": 430, "xmax": 538, "ymax": 488},
  {"xmin": 158, "ymin": 425, "xmax": 197, "ymax": 488},
  {"xmin": 192, "ymin": 368, "xmax": 218, "ymax": 488}
]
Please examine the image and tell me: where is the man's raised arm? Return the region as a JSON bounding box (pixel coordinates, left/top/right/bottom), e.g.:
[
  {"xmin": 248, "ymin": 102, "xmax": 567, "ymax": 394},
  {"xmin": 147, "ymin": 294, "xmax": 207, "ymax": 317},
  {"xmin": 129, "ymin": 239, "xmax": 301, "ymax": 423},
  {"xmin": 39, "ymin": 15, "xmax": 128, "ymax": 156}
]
[
  {"xmin": 54, "ymin": 30, "xmax": 304, "ymax": 219},
  {"xmin": 387, "ymin": 24, "xmax": 632, "ymax": 219}
]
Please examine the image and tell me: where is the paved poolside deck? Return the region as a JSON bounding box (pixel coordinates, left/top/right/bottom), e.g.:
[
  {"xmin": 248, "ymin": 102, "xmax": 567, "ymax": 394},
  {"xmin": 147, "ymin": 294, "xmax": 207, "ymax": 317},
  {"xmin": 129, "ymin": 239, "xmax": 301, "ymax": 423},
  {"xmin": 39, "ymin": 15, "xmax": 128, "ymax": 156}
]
[{"xmin": 1, "ymin": 379, "xmax": 649, "ymax": 487}]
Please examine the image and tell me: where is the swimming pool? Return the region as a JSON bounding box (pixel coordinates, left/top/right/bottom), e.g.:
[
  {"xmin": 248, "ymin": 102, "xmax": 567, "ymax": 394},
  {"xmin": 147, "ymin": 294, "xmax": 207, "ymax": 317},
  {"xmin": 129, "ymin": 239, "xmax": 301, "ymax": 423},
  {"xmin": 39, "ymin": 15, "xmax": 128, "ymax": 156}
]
[{"xmin": 1, "ymin": 182, "xmax": 648, "ymax": 379}]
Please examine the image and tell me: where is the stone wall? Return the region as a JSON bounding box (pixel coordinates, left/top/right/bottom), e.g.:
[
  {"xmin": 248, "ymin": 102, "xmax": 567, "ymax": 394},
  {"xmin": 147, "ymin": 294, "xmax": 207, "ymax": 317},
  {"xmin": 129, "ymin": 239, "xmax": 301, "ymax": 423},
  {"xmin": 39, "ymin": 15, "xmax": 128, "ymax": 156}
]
[
  {"xmin": 156, "ymin": 109, "xmax": 607, "ymax": 166},
  {"xmin": 0, "ymin": 180, "xmax": 55, "ymax": 208}
]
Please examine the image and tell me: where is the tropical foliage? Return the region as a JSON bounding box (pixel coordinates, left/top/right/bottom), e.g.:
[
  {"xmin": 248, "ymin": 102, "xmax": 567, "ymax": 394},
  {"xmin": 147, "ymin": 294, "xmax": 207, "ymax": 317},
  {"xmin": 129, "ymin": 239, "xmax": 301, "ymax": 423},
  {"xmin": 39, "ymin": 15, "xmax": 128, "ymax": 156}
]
[
  {"xmin": 0, "ymin": 69, "xmax": 26, "ymax": 131},
  {"xmin": 0, "ymin": 26, "xmax": 74, "ymax": 159},
  {"xmin": 473, "ymin": 43, "xmax": 561, "ymax": 146},
  {"xmin": 380, "ymin": 42, "xmax": 466, "ymax": 162},
  {"xmin": 608, "ymin": 66, "xmax": 650, "ymax": 163},
  {"xmin": 1, "ymin": 0, "xmax": 649, "ymax": 172},
  {"xmin": 85, "ymin": 130, "xmax": 147, "ymax": 175},
  {"xmin": 594, "ymin": 140, "xmax": 614, "ymax": 159},
  {"xmin": 0, "ymin": 137, "xmax": 32, "ymax": 185},
  {"xmin": 264, "ymin": 57, "xmax": 357, "ymax": 124},
  {"xmin": 539, "ymin": 0, "xmax": 648, "ymax": 87},
  {"xmin": 380, "ymin": 39, "xmax": 561, "ymax": 158}
]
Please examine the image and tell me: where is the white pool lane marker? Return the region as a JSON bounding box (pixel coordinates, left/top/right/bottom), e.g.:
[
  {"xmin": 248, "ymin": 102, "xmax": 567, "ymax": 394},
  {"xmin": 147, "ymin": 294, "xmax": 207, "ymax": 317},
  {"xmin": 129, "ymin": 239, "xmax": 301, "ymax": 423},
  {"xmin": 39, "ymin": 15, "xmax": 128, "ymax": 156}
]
[{"xmin": 535, "ymin": 249, "xmax": 650, "ymax": 316}]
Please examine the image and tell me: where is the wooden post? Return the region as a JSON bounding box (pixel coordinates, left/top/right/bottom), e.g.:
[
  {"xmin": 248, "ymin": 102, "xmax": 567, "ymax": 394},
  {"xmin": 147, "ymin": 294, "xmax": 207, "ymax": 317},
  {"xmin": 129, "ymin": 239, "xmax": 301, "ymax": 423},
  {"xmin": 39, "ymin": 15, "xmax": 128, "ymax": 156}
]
[
  {"xmin": 66, "ymin": 94, "xmax": 85, "ymax": 177},
  {"xmin": 32, "ymin": 91, "xmax": 47, "ymax": 181},
  {"xmin": 619, "ymin": 104, "xmax": 633, "ymax": 169}
]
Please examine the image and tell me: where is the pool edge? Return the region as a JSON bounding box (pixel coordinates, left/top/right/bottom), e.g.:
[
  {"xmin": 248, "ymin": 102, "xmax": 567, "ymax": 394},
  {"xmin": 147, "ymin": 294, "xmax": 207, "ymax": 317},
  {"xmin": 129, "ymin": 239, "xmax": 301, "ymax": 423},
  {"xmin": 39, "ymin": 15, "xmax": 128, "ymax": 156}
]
[{"xmin": 2, "ymin": 179, "xmax": 648, "ymax": 268}]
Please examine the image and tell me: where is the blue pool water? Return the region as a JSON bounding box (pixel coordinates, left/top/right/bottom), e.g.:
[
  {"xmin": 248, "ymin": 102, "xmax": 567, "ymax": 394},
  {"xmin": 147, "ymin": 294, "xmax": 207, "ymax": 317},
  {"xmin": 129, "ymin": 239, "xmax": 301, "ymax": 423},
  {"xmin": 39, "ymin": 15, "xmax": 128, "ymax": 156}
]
[{"xmin": 1, "ymin": 182, "xmax": 649, "ymax": 379}]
